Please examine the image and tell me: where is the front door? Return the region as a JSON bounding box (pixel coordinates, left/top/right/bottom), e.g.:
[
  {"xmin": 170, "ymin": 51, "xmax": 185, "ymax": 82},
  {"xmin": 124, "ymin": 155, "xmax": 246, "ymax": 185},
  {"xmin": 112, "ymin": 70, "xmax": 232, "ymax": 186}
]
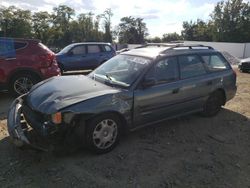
[{"xmin": 133, "ymin": 56, "xmax": 183, "ymax": 127}]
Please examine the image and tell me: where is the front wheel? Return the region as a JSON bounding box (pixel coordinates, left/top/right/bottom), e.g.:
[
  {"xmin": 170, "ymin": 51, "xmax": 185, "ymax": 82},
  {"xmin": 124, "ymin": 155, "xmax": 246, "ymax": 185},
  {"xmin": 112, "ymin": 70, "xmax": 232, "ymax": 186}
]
[
  {"xmin": 85, "ymin": 114, "xmax": 121, "ymax": 154},
  {"xmin": 201, "ymin": 91, "xmax": 224, "ymax": 117}
]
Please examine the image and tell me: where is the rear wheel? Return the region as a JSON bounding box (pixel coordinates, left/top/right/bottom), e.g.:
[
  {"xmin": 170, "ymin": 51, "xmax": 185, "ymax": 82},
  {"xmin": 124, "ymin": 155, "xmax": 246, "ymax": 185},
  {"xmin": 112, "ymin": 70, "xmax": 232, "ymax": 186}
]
[
  {"xmin": 201, "ymin": 91, "xmax": 225, "ymax": 117},
  {"xmin": 9, "ymin": 73, "xmax": 39, "ymax": 96},
  {"xmin": 85, "ymin": 114, "xmax": 121, "ymax": 154}
]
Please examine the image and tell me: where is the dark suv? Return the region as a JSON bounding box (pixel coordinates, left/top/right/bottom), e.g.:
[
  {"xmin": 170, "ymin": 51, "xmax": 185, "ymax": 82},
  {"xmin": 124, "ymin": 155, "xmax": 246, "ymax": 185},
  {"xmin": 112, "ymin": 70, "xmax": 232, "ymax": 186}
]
[
  {"xmin": 0, "ymin": 38, "xmax": 61, "ymax": 95},
  {"xmin": 56, "ymin": 42, "xmax": 116, "ymax": 72},
  {"xmin": 8, "ymin": 45, "xmax": 237, "ymax": 154}
]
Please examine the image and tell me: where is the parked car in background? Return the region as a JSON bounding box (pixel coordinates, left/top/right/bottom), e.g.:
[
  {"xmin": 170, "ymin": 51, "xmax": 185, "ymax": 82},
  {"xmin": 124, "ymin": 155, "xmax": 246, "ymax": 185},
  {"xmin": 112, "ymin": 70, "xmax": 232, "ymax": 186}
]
[
  {"xmin": 238, "ymin": 57, "xmax": 250, "ymax": 72},
  {"xmin": 0, "ymin": 38, "xmax": 61, "ymax": 96},
  {"xmin": 56, "ymin": 42, "xmax": 116, "ymax": 72},
  {"xmin": 8, "ymin": 45, "xmax": 237, "ymax": 154}
]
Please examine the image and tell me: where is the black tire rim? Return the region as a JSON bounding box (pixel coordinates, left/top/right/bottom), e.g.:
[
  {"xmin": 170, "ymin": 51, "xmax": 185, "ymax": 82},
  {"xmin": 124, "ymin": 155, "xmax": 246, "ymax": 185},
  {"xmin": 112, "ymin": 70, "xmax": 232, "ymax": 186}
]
[{"xmin": 14, "ymin": 77, "xmax": 34, "ymax": 95}]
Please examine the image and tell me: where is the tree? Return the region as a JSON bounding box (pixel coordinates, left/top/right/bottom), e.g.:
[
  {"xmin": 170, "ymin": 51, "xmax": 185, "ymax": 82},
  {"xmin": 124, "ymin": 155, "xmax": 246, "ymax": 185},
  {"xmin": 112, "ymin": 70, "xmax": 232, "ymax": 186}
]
[
  {"xmin": 51, "ymin": 5, "xmax": 75, "ymax": 47},
  {"xmin": 182, "ymin": 20, "xmax": 212, "ymax": 41},
  {"xmin": 100, "ymin": 8, "xmax": 113, "ymax": 43},
  {"xmin": 0, "ymin": 6, "xmax": 32, "ymax": 38},
  {"xmin": 210, "ymin": 0, "xmax": 250, "ymax": 42},
  {"xmin": 32, "ymin": 11, "xmax": 51, "ymax": 44},
  {"xmin": 118, "ymin": 16, "xmax": 148, "ymax": 44},
  {"xmin": 162, "ymin": 32, "xmax": 182, "ymax": 42}
]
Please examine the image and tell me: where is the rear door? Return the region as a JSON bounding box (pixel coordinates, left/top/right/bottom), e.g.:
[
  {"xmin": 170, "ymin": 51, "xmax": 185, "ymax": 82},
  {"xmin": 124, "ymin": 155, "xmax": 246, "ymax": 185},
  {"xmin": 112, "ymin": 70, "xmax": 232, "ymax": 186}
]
[
  {"xmin": 86, "ymin": 44, "xmax": 104, "ymax": 68},
  {"xmin": 133, "ymin": 56, "xmax": 183, "ymax": 126},
  {"xmin": 175, "ymin": 54, "xmax": 214, "ymax": 111}
]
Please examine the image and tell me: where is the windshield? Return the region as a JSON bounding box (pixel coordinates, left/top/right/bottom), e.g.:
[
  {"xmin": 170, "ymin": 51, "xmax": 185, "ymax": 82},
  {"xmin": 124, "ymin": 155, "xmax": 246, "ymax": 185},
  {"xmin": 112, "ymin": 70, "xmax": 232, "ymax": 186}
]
[
  {"xmin": 89, "ymin": 55, "xmax": 151, "ymax": 88},
  {"xmin": 57, "ymin": 44, "xmax": 74, "ymax": 54}
]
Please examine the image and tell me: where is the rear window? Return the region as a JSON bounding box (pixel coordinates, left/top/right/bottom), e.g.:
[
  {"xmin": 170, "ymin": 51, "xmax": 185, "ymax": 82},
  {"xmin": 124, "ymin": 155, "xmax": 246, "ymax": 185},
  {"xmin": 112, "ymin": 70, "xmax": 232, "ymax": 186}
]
[
  {"xmin": 88, "ymin": 45, "xmax": 101, "ymax": 53},
  {"xmin": 14, "ymin": 42, "xmax": 27, "ymax": 50},
  {"xmin": 104, "ymin": 45, "xmax": 112, "ymax": 52},
  {"xmin": 201, "ymin": 54, "xmax": 230, "ymax": 72}
]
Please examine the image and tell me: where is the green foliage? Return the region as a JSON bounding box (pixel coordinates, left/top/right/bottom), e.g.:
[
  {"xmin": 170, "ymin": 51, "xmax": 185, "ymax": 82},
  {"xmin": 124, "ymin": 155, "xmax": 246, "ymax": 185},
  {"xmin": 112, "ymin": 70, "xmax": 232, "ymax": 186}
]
[
  {"xmin": 118, "ymin": 16, "xmax": 148, "ymax": 44},
  {"xmin": 0, "ymin": 5, "xmax": 111, "ymax": 49},
  {"xmin": 0, "ymin": 6, "xmax": 32, "ymax": 38},
  {"xmin": 182, "ymin": 0, "xmax": 250, "ymax": 42},
  {"xmin": 162, "ymin": 32, "xmax": 182, "ymax": 42}
]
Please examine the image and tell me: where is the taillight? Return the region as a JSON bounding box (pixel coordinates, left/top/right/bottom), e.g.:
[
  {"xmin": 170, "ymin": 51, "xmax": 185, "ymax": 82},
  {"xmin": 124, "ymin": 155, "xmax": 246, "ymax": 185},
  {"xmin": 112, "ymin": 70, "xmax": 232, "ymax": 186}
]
[{"xmin": 38, "ymin": 53, "xmax": 55, "ymax": 68}]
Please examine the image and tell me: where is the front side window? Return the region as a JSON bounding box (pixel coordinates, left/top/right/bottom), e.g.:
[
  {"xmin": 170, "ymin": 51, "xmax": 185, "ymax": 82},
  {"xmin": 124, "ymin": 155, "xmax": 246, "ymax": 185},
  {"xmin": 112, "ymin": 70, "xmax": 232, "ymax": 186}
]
[
  {"xmin": 178, "ymin": 55, "xmax": 206, "ymax": 79},
  {"xmin": 201, "ymin": 54, "xmax": 229, "ymax": 72},
  {"xmin": 89, "ymin": 55, "xmax": 150, "ymax": 88},
  {"xmin": 88, "ymin": 45, "xmax": 101, "ymax": 53},
  {"xmin": 146, "ymin": 57, "xmax": 179, "ymax": 84},
  {"xmin": 71, "ymin": 45, "xmax": 86, "ymax": 55}
]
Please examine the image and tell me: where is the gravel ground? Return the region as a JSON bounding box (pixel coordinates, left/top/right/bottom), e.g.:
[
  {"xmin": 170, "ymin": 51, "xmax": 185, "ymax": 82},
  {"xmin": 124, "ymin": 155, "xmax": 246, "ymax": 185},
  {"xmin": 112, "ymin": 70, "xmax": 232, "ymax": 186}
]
[{"xmin": 0, "ymin": 69, "xmax": 250, "ymax": 188}]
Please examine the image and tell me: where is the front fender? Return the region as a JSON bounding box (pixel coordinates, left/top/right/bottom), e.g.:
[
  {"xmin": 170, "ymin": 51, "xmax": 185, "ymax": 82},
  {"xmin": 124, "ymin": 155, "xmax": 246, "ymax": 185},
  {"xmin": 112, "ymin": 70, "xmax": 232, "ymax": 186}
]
[{"xmin": 61, "ymin": 91, "xmax": 134, "ymax": 127}]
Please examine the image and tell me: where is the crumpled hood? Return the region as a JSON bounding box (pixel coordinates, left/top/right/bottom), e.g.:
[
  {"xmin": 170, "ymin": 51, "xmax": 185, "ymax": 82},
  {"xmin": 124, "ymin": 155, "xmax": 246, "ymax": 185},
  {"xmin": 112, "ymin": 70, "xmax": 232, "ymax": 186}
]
[{"xmin": 26, "ymin": 75, "xmax": 120, "ymax": 114}]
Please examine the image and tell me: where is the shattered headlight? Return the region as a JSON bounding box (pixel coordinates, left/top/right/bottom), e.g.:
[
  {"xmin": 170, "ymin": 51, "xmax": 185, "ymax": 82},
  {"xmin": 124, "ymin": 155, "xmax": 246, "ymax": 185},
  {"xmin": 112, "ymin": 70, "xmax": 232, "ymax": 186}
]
[{"xmin": 51, "ymin": 112, "xmax": 62, "ymax": 124}]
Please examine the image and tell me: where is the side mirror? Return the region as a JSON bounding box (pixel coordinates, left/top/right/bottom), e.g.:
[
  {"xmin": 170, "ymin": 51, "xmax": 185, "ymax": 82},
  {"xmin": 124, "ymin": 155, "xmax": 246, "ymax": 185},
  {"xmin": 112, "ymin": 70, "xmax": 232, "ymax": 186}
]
[{"xmin": 142, "ymin": 78, "xmax": 156, "ymax": 88}]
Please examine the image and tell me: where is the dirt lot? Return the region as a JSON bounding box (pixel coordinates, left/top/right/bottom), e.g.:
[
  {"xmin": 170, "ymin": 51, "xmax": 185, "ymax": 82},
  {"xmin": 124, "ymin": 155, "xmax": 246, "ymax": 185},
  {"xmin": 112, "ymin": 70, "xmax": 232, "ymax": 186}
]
[{"xmin": 0, "ymin": 70, "xmax": 250, "ymax": 188}]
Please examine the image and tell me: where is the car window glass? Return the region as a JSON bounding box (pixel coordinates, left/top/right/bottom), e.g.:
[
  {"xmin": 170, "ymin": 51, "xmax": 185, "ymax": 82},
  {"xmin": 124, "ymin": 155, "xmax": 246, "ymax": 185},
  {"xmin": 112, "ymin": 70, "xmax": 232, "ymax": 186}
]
[
  {"xmin": 0, "ymin": 39, "xmax": 16, "ymax": 57},
  {"xmin": 104, "ymin": 45, "xmax": 112, "ymax": 52},
  {"xmin": 146, "ymin": 57, "xmax": 179, "ymax": 84},
  {"xmin": 72, "ymin": 45, "xmax": 85, "ymax": 55},
  {"xmin": 179, "ymin": 55, "xmax": 206, "ymax": 79},
  {"xmin": 88, "ymin": 45, "xmax": 101, "ymax": 53},
  {"xmin": 14, "ymin": 42, "xmax": 27, "ymax": 50},
  {"xmin": 201, "ymin": 54, "xmax": 229, "ymax": 71}
]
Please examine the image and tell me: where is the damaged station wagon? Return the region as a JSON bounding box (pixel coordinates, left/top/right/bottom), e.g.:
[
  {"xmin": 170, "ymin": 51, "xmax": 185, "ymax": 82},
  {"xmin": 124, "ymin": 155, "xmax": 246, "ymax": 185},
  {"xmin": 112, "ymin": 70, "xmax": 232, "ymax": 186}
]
[{"xmin": 8, "ymin": 45, "xmax": 237, "ymax": 154}]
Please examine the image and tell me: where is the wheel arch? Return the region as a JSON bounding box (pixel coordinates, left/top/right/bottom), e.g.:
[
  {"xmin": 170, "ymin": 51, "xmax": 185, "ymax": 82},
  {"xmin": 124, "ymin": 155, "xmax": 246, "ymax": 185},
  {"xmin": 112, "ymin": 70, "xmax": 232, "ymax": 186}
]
[
  {"xmin": 213, "ymin": 88, "xmax": 226, "ymax": 105},
  {"xmin": 7, "ymin": 68, "xmax": 42, "ymax": 84},
  {"xmin": 73, "ymin": 110, "xmax": 129, "ymax": 133}
]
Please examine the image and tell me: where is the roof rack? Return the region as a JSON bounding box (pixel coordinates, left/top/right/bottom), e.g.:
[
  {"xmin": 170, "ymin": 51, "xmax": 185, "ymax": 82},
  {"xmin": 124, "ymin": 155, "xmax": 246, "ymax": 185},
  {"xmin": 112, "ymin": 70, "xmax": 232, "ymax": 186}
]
[
  {"xmin": 168, "ymin": 44, "xmax": 214, "ymax": 50},
  {"xmin": 135, "ymin": 43, "xmax": 181, "ymax": 49}
]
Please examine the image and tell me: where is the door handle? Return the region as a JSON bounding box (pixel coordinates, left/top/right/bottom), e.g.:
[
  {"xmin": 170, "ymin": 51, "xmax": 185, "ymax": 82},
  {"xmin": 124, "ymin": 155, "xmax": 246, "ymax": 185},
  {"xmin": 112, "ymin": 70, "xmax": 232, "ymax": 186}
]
[{"xmin": 172, "ymin": 88, "xmax": 179, "ymax": 94}]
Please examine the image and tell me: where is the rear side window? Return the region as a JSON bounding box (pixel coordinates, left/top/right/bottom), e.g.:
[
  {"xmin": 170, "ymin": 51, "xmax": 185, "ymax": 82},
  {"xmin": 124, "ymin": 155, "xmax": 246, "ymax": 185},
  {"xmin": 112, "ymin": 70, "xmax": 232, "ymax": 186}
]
[
  {"xmin": 104, "ymin": 45, "xmax": 112, "ymax": 52},
  {"xmin": 88, "ymin": 45, "xmax": 101, "ymax": 53},
  {"xmin": 201, "ymin": 54, "xmax": 230, "ymax": 72},
  {"xmin": 146, "ymin": 57, "xmax": 179, "ymax": 84},
  {"xmin": 14, "ymin": 42, "xmax": 27, "ymax": 50},
  {"xmin": 178, "ymin": 55, "xmax": 206, "ymax": 79},
  {"xmin": 72, "ymin": 45, "xmax": 86, "ymax": 55}
]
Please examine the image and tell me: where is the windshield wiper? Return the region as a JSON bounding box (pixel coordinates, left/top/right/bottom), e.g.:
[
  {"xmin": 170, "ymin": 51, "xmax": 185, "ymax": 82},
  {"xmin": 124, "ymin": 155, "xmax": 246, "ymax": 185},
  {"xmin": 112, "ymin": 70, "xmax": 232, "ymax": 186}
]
[{"xmin": 105, "ymin": 74, "xmax": 113, "ymax": 81}]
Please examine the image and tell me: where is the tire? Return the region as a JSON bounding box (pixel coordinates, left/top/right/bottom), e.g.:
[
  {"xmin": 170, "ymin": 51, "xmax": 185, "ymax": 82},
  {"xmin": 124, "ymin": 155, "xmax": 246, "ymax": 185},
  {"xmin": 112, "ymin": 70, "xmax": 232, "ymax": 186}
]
[
  {"xmin": 201, "ymin": 91, "xmax": 224, "ymax": 117},
  {"xmin": 9, "ymin": 73, "xmax": 39, "ymax": 96},
  {"xmin": 85, "ymin": 114, "xmax": 121, "ymax": 154}
]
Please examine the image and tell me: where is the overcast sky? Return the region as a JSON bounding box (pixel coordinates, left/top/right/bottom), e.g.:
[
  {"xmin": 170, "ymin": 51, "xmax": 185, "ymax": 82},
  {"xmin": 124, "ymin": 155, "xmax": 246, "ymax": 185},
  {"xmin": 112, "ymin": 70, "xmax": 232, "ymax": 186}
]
[{"xmin": 1, "ymin": 0, "xmax": 249, "ymax": 37}]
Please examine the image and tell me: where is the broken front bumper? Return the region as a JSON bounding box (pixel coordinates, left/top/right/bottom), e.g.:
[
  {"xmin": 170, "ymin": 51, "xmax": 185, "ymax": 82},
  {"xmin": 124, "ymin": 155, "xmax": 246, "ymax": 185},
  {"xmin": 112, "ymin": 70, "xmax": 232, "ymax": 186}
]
[{"xmin": 7, "ymin": 97, "xmax": 30, "ymax": 147}]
